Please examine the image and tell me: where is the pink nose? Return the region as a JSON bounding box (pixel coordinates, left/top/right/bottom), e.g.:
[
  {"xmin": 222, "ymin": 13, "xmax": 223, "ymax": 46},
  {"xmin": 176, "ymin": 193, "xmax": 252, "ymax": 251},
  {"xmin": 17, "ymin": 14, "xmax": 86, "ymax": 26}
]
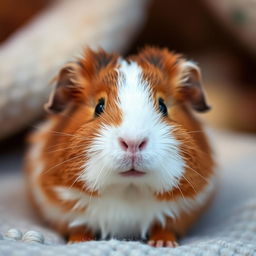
[{"xmin": 118, "ymin": 137, "xmax": 148, "ymax": 153}]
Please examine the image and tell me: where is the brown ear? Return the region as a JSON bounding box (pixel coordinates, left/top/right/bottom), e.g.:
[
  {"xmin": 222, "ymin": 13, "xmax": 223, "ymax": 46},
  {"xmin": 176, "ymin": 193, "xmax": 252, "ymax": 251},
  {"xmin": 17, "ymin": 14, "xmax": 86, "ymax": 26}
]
[
  {"xmin": 45, "ymin": 62, "xmax": 82, "ymax": 114},
  {"xmin": 176, "ymin": 61, "xmax": 210, "ymax": 112},
  {"xmin": 45, "ymin": 48, "xmax": 118, "ymax": 114}
]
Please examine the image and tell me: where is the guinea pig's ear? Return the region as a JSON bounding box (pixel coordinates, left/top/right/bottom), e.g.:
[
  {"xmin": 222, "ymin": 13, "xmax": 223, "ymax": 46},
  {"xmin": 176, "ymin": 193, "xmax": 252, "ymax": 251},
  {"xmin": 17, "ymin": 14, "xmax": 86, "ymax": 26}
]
[
  {"xmin": 45, "ymin": 62, "xmax": 82, "ymax": 114},
  {"xmin": 176, "ymin": 61, "xmax": 210, "ymax": 112}
]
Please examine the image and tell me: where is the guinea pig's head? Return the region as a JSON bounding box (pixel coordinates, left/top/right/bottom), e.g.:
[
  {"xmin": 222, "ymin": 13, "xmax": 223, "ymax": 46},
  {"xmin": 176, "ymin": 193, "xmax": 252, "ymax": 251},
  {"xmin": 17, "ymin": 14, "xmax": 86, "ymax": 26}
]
[{"xmin": 45, "ymin": 47, "xmax": 210, "ymax": 193}]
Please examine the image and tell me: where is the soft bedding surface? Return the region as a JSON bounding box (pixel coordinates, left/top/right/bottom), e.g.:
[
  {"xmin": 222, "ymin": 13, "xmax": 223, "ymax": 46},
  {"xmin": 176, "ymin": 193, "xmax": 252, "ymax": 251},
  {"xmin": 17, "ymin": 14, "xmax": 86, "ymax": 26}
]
[{"xmin": 0, "ymin": 129, "xmax": 256, "ymax": 255}]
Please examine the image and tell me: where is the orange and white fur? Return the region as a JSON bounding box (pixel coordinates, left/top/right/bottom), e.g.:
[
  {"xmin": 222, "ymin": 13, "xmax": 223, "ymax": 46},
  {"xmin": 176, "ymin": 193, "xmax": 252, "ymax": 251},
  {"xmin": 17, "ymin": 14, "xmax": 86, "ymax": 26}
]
[{"xmin": 25, "ymin": 47, "xmax": 215, "ymax": 247}]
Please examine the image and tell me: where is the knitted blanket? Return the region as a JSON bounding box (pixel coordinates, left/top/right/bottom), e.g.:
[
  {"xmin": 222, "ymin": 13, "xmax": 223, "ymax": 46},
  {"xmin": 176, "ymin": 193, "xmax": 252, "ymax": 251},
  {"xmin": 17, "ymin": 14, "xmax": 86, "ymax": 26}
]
[{"xmin": 0, "ymin": 129, "xmax": 256, "ymax": 255}]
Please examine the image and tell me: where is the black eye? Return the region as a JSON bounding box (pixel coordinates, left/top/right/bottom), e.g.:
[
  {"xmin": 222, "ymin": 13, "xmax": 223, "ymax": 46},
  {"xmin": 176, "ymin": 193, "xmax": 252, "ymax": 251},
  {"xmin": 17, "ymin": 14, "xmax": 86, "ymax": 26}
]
[
  {"xmin": 158, "ymin": 98, "xmax": 168, "ymax": 116},
  {"xmin": 95, "ymin": 98, "xmax": 105, "ymax": 116}
]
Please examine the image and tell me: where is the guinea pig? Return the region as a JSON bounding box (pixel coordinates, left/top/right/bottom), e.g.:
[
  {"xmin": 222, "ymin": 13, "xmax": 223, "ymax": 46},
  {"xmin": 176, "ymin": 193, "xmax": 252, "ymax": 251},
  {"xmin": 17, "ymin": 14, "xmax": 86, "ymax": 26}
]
[{"xmin": 25, "ymin": 47, "xmax": 215, "ymax": 247}]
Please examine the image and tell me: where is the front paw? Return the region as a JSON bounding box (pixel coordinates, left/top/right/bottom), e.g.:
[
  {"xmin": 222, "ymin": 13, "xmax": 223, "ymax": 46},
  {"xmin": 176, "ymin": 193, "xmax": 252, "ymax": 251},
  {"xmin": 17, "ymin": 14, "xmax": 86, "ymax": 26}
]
[
  {"xmin": 148, "ymin": 224, "xmax": 178, "ymax": 247},
  {"xmin": 67, "ymin": 227, "xmax": 94, "ymax": 244}
]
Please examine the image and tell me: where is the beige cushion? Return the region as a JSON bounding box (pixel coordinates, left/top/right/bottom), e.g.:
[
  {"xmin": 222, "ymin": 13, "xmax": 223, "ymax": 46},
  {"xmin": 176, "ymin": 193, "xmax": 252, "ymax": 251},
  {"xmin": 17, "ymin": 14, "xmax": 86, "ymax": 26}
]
[{"xmin": 0, "ymin": 0, "xmax": 150, "ymax": 140}]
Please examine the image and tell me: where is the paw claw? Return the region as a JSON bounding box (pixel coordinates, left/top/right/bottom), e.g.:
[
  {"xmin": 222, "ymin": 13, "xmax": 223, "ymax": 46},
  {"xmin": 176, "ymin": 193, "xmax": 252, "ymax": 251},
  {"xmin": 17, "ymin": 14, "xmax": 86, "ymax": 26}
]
[
  {"xmin": 148, "ymin": 240, "xmax": 154, "ymax": 246},
  {"xmin": 156, "ymin": 240, "xmax": 163, "ymax": 247},
  {"xmin": 148, "ymin": 239, "xmax": 178, "ymax": 248},
  {"xmin": 166, "ymin": 241, "xmax": 178, "ymax": 247}
]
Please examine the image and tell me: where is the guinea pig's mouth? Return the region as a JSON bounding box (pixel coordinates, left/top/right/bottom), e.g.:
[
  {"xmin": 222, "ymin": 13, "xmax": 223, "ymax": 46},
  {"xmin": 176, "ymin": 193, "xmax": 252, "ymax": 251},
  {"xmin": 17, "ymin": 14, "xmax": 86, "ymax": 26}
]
[{"xmin": 119, "ymin": 169, "xmax": 146, "ymax": 177}]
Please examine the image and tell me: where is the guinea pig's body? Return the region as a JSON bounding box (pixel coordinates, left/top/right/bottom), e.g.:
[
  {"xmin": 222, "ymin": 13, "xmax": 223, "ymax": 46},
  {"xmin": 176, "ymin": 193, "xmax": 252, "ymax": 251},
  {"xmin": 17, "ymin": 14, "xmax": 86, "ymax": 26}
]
[{"xmin": 25, "ymin": 47, "xmax": 215, "ymax": 247}]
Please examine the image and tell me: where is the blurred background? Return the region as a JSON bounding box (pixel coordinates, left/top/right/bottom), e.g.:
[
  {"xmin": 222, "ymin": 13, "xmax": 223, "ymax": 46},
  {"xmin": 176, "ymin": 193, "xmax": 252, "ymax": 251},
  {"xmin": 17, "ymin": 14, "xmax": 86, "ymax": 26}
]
[
  {"xmin": 1, "ymin": 1, "xmax": 256, "ymax": 249},
  {"xmin": 0, "ymin": 0, "xmax": 256, "ymax": 172}
]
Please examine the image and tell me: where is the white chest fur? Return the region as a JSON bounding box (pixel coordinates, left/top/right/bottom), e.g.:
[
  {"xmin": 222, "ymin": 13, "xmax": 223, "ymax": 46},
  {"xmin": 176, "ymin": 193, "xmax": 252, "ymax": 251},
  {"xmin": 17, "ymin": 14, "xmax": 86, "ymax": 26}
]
[{"xmin": 55, "ymin": 181, "xmax": 215, "ymax": 239}]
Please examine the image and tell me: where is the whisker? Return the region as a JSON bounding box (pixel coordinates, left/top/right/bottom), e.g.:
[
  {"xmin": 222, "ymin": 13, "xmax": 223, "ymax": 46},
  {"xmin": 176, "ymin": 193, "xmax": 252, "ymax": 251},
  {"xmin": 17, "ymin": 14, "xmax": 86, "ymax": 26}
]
[
  {"xmin": 45, "ymin": 130, "xmax": 84, "ymax": 139},
  {"xmin": 45, "ymin": 138, "xmax": 91, "ymax": 151},
  {"xmin": 32, "ymin": 125, "xmax": 85, "ymax": 140},
  {"xmin": 176, "ymin": 185, "xmax": 186, "ymax": 202},
  {"xmin": 185, "ymin": 165, "xmax": 208, "ymax": 183},
  {"xmin": 43, "ymin": 153, "xmax": 86, "ymax": 175},
  {"xmin": 182, "ymin": 175, "xmax": 197, "ymax": 194},
  {"xmin": 68, "ymin": 170, "xmax": 84, "ymax": 190},
  {"xmin": 46, "ymin": 144, "xmax": 86, "ymax": 154},
  {"xmin": 177, "ymin": 130, "xmax": 205, "ymax": 135},
  {"xmin": 171, "ymin": 189, "xmax": 174, "ymax": 200},
  {"xmin": 47, "ymin": 142, "xmax": 74, "ymax": 150}
]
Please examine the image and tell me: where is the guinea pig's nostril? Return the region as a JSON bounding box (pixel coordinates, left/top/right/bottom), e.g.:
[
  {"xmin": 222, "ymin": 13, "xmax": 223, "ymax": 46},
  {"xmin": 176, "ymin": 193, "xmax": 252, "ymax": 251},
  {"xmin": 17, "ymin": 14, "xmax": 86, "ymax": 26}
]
[
  {"xmin": 118, "ymin": 137, "xmax": 148, "ymax": 152},
  {"xmin": 118, "ymin": 138, "xmax": 129, "ymax": 151},
  {"xmin": 139, "ymin": 139, "xmax": 148, "ymax": 151}
]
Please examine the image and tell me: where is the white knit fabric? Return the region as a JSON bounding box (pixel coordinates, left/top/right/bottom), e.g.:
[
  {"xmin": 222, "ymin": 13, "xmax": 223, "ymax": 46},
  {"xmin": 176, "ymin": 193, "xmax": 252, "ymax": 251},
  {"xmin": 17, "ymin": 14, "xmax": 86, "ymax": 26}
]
[
  {"xmin": 0, "ymin": 0, "xmax": 149, "ymax": 140},
  {"xmin": 0, "ymin": 129, "xmax": 256, "ymax": 255}
]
